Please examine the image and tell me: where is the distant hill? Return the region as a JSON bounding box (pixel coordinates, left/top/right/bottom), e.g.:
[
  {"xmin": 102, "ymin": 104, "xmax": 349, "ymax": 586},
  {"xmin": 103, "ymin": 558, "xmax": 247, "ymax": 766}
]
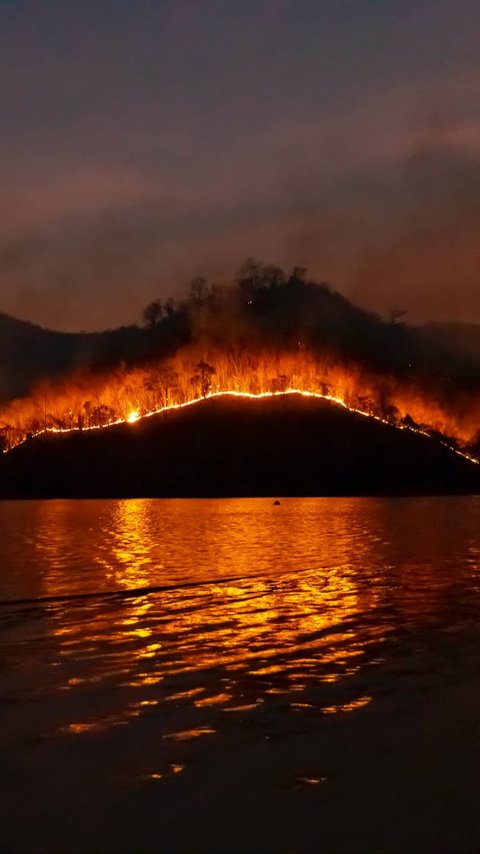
[
  {"xmin": 0, "ymin": 311, "xmax": 160, "ymax": 403},
  {"xmin": 0, "ymin": 393, "xmax": 478, "ymax": 499},
  {"xmin": 0, "ymin": 312, "xmax": 98, "ymax": 402}
]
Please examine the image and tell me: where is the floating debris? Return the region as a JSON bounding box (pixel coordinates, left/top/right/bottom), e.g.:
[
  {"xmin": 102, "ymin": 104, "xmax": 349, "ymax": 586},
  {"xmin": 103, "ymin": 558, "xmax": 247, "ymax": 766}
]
[{"xmin": 294, "ymin": 774, "xmax": 327, "ymax": 787}]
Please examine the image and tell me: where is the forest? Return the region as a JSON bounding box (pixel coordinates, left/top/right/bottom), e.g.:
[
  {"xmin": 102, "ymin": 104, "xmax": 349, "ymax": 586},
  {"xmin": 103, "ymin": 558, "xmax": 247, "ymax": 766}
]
[{"xmin": 1, "ymin": 260, "xmax": 480, "ymax": 457}]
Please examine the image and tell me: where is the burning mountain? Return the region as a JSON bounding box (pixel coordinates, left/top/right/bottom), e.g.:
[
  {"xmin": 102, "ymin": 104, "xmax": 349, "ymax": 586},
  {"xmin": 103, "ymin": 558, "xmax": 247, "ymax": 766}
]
[
  {"xmin": 1, "ymin": 393, "xmax": 478, "ymax": 499},
  {"xmin": 1, "ymin": 261, "xmax": 480, "ymax": 465}
]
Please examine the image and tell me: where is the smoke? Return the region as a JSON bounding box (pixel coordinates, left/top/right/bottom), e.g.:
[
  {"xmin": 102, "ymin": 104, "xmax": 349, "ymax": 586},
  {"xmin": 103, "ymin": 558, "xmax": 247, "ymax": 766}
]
[
  {"xmin": 1, "ymin": 122, "xmax": 480, "ymax": 330},
  {"xmin": 349, "ymin": 139, "xmax": 480, "ymax": 320},
  {"xmin": 272, "ymin": 121, "xmax": 480, "ymax": 324}
]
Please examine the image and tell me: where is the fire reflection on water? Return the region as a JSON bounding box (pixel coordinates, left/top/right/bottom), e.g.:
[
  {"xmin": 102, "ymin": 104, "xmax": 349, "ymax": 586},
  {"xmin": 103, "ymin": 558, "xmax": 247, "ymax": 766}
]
[{"xmin": 2, "ymin": 496, "xmax": 480, "ymax": 749}]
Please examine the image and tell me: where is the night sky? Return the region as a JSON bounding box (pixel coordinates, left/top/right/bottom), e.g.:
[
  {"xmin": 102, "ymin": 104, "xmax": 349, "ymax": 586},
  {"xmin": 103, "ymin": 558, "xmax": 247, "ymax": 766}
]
[{"xmin": 1, "ymin": 0, "xmax": 480, "ymax": 331}]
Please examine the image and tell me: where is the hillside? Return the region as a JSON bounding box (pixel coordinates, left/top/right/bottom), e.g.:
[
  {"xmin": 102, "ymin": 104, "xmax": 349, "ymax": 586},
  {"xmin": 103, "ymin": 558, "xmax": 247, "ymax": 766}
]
[{"xmin": 0, "ymin": 393, "xmax": 478, "ymax": 499}]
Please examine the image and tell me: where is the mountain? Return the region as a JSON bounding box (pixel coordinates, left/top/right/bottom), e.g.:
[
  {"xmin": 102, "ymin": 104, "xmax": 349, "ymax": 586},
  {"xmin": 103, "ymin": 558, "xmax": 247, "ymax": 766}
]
[
  {"xmin": 0, "ymin": 393, "xmax": 478, "ymax": 499},
  {"xmin": 0, "ymin": 311, "xmax": 157, "ymax": 404}
]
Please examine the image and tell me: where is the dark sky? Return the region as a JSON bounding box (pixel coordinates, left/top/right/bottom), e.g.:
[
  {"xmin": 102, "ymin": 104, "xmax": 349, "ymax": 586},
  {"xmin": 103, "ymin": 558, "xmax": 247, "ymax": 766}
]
[{"xmin": 1, "ymin": 0, "xmax": 480, "ymax": 331}]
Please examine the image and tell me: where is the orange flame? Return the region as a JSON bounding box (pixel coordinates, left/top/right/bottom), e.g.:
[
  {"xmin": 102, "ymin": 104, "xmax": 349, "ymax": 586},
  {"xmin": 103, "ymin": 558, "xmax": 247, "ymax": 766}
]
[{"xmin": 0, "ymin": 346, "xmax": 479, "ymax": 465}]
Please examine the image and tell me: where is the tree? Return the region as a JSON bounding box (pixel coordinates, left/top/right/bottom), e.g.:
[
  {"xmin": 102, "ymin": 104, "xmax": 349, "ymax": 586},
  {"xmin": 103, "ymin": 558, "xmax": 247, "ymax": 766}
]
[
  {"xmin": 289, "ymin": 266, "xmax": 307, "ymax": 285},
  {"xmin": 164, "ymin": 297, "xmax": 177, "ymax": 319},
  {"xmin": 236, "ymin": 259, "xmax": 285, "ymax": 299},
  {"xmin": 195, "ymin": 361, "xmax": 216, "ymax": 398},
  {"xmin": 236, "ymin": 257, "xmax": 263, "ymax": 298},
  {"xmin": 384, "ymin": 403, "xmax": 400, "ymax": 424},
  {"xmin": 401, "ymin": 413, "xmax": 419, "ymax": 430},
  {"xmin": 263, "ymin": 264, "xmax": 285, "ymax": 289},
  {"xmin": 83, "ymin": 400, "xmax": 93, "ymax": 427},
  {"xmin": 144, "ymin": 364, "xmax": 179, "ymax": 408},
  {"xmin": 92, "ymin": 404, "xmax": 116, "ymax": 427},
  {"xmin": 82, "ymin": 401, "xmax": 115, "ymax": 427},
  {"xmin": 142, "ymin": 299, "xmax": 163, "ymax": 329},
  {"xmin": 190, "ymin": 276, "xmax": 209, "ymax": 306}
]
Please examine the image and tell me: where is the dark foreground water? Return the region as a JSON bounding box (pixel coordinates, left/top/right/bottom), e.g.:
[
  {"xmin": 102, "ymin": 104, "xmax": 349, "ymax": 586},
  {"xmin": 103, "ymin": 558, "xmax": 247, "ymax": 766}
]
[{"xmin": 2, "ymin": 497, "xmax": 480, "ymax": 853}]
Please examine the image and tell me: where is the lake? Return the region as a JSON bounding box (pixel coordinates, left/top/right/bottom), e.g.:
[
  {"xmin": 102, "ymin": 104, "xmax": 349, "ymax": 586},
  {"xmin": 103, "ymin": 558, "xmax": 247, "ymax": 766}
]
[{"xmin": 2, "ymin": 496, "xmax": 480, "ymax": 853}]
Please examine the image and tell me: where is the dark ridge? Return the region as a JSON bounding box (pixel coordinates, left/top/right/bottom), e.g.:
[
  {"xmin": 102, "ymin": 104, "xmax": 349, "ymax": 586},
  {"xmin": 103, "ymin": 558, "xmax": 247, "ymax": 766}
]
[
  {"xmin": 0, "ymin": 308, "xmax": 188, "ymax": 404},
  {"xmin": 0, "ymin": 311, "xmax": 99, "ymax": 402},
  {"xmin": 0, "ymin": 310, "xmax": 162, "ymax": 403},
  {"xmin": 0, "ymin": 393, "xmax": 478, "ymax": 499}
]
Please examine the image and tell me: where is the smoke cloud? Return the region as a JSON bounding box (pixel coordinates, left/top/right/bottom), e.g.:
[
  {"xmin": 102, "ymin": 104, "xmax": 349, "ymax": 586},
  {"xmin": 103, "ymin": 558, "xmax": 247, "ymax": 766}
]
[{"xmin": 2, "ymin": 133, "xmax": 480, "ymax": 330}]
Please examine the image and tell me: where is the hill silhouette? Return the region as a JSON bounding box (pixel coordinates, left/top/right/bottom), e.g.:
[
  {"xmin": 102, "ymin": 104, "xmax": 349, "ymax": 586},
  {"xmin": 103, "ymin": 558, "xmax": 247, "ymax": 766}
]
[
  {"xmin": 0, "ymin": 311, "xmax": 147, "ymax": 403},
  {"xmin": 0, "ymin": 393, "xmax": 478, "ymax": 499}
]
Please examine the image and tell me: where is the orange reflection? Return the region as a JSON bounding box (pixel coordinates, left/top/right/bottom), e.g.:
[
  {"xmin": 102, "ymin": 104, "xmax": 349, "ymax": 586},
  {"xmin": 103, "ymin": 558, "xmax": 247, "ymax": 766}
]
[
  {"xmin": 34, "ymin": 498, "xmax": 386, "ymax": 739},
  {"xmin": 322, "ymin": 696, "xmax": 372, "ymax": 715},
  {"xmin": 23, "ymin": 495, "xmax": 477, "ymax": 743},
  {"xmin": 163, "ymin": 726, "xmax": 216, "ymax": 741}
]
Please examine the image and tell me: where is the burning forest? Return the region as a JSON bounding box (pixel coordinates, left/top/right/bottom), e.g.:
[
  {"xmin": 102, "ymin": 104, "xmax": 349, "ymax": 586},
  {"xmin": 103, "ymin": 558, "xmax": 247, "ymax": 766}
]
[{"xmin": 1, "ymin": 261, "xmax": 480, "ymax": 463}]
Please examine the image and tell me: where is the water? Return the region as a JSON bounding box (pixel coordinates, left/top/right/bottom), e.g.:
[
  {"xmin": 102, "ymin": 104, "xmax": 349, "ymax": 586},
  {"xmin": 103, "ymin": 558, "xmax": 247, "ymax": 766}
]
[
  {"xmin": 2, "ymin": 497, "xmax": 480, "ymax": 851},
  {"xmin": 2, "ymin": 495, "xmax": 480, "ymax": 723}
]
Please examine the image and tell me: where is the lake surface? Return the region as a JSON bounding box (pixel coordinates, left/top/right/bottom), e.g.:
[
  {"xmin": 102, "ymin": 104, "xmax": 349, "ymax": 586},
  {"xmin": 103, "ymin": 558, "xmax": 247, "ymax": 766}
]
[
  {"xmin": 2, "ymin": 495, "xmax": 480, "ymax": 720},
  {"xmin": 2, "ymin": 496, "xmax": 480, "ymax": 852}
]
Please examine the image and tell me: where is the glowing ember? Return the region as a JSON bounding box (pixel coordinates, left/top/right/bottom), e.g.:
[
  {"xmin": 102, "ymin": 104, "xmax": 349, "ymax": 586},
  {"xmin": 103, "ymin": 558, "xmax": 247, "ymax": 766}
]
[{"xmin": 127, "ymin": 410, "xmax": 140, "ymax": 424}]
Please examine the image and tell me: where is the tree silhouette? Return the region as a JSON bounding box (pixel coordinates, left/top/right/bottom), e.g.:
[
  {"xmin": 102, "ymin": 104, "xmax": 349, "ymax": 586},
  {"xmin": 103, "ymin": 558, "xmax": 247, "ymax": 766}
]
[
  {"xmin": 142, "ymin": 300, "xmax": 163, "ymax": 329},
  {"xmin": 195, "ymin": 360, "xmax": 216, "ymax": 398},
  {"xmin": 190, "ymin": 276, "xmax": 209, "ymax": 306},
  {"xmin": 164, "ymin": 298, "xmax": 177, "ymax": 319}
]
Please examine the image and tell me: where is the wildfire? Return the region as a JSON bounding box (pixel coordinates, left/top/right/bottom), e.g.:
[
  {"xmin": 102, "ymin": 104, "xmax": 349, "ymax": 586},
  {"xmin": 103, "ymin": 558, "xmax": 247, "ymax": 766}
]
[
  {"xmin": 0, "ymin": 346, "xmax": 479, "ymax": 467},
  {"xmin": 1, "ymin": 386, "xmax": 478, "ymax": 468}
]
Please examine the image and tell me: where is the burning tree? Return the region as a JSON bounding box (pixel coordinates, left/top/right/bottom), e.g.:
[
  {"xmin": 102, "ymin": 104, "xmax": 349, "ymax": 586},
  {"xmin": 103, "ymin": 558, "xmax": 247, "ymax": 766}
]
[
  {"xmin": 144, "ymin": 364, "xmax": 179, "ymax": 408},
  {"xmin": 192, "ymin": 361, "xmax": 216, "ymax": 398}
]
